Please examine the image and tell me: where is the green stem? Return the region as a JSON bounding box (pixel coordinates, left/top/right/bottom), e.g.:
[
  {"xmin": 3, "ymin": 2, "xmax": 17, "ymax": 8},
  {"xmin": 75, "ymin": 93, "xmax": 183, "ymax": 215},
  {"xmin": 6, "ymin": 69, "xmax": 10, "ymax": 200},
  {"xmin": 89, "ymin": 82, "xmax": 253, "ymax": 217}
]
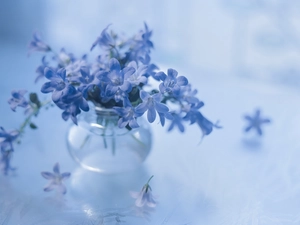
[
  {"xmin": 147, "ymin": 175, "xmax": 154, "ymax": 184},
  {"xmin": 18, "ymin": 99, "xmax": 52, "ymax": 135}
]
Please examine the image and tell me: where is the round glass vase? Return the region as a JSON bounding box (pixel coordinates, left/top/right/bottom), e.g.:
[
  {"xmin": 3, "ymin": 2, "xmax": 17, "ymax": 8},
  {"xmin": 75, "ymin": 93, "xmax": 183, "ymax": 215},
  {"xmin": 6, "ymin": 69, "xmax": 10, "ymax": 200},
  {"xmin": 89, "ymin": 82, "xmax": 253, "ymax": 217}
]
[{"xmin": 66, "ymin": 106, "xmax": 152, "ymax": 174}]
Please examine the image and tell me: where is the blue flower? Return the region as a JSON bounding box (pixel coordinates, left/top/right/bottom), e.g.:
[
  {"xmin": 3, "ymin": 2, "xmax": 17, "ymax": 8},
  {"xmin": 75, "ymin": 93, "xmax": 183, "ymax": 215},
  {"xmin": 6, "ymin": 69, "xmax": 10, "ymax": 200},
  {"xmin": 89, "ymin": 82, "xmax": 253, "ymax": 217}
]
[
  {"xmin": 0, "ymin": 127, "xmax": 19, "ymax": 152},
  {"xmin": 98, "ymin": 58, "xmax": 133, "ymax": 103},
  {"xmin": 8, "ymin": 90, "xmax": 29, "ymax": 112},
  {"xmin": 0, "ymin": 150, "xmax": 15, "ymax": 175},
  {"xmin": 41, "ymin": 67, "xmax": 68, "ymax": 102},
  {"xmin": 91, "ymin": 24, "xmax": 115, "ymax": 51},
  {"xmin": 183, "ymin": 102, "xmax": 221, "ymax": 138},
  {"xmin": 130, "ymin": 175, "xmax": 156, "ymax": 208},
  {"xmin": 65, "ymin": 56, "xmax": 89, "ymax": 79},
  {"xmin": 125, "ymin": 61, "xmax": 148, "ymax": 86},
  {"xmin": 125, "ymin": 23, "xmax": 154, "ymax": 64},
  {"xmin": 178, "ymin": 84, "xmax": 199, "ymax": 104},
  {"xmin": 35, "ymin": 56, "xmax": 49, "ymax": 83},
  {"xmin": 41, "ymin": 162, "xmax": 71, "ymax": 195},
  {"xmin": 28, "ymin": 32, "xmax": 51, "ymax": 54},
  {"xmin": 158, "ymin": 69, "xmax": 188, "ymax": 96},
  {"xmin": 135, "ymin": 90, "xmax": 170, "ymax": 125},
  {"xmin": 55, "ymin": 85, "xmax": 89, "ymax": 125},
  {"xmin": 244, "ymin": 109, "xmax": 271, "ymax": 136},
  {"xmin": 76, "ymin": 67, "xmax": 99, "ymax": 98},
  {"xmin": 113, "ymin": 101, "xmax": 143, "ymax": 129}
]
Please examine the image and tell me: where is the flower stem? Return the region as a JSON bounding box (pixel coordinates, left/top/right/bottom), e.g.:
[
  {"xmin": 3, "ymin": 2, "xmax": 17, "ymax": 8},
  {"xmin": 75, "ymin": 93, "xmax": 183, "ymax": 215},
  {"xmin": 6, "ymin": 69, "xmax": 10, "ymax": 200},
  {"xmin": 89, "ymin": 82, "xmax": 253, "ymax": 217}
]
[
  {"xmin": 147, "ymin": 175, "xmax": 154, "ymax": 184},
  {"xmin": 18, "ymin": 99, "xmax": 52, "ymax": 135}
]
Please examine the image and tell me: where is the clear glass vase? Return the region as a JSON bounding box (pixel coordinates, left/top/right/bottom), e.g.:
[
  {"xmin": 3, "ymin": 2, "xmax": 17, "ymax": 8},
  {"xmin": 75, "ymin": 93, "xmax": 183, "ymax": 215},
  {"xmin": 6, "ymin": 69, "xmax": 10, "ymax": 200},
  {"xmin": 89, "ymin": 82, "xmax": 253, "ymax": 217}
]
[{"xmin": 66, "ymin": 105, "xmax": 152, "ymax": 174}]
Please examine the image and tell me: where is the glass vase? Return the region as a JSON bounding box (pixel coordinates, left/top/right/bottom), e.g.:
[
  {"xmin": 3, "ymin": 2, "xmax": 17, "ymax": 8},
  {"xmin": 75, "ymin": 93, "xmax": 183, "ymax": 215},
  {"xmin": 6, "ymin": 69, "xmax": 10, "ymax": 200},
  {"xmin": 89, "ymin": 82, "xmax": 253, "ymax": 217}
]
[{"xmin": 66, "ymin": 105, "xmax": 152, "ymax": 174}]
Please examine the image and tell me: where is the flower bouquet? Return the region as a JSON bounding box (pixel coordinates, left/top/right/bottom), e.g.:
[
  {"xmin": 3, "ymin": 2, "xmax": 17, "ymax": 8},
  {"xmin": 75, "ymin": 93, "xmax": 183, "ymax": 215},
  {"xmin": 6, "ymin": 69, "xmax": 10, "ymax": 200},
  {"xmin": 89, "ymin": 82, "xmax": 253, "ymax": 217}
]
[{"xmin": 1, "ymin": 23, "xmax": 220, "ymax": 174}]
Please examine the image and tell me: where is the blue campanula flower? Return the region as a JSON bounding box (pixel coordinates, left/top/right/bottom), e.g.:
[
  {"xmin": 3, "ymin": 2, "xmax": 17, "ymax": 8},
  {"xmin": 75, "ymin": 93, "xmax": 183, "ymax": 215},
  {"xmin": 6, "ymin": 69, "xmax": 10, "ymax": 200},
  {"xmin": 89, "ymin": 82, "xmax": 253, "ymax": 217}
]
[
  {"xmin": 75, "ymin": 67, "xmax": 100, "ymax": 99},
  {"xmin": 8, "ymin": 90, "xmax": 29, "ymax": 112},
  {"xmin": 125, "ymin": 23, "xmax": 154, "ymax": 64},
  {"xmin": 41, "ymin": 67, "xmax": 68, "ymax": 102},
  {"xmin": 28, "ymin": 32, "xmax": 51, "ymax": 54},
  {"xmin": 41, "ymin": 162, "xmax": 71, "ymax": 195},
  {"xmin": 124, "ymin": 61, "xmax": 148, "ymax": 86},
  {"xmin": 178, "ymin": 84, "xmax": 199, "ymax": 104},
  {"xmin": 0, "ymin": 127, "xmax": 19, "ymax": 152},
  {"xmin": 35, "ymin": 56, "xmax": 48, "ymax": 83},
  {"xmin": 135, "ymin": 90, "xmax": 171, "ymax": 125},
  {"xmin": 244, "ymin": 109, "xmax": 271, "ymax": 136},
  {"xmin": 65, "ymin": 56, "xmax": 89, "ymax": 79},
  {"xmin": 130, "ymin": 175, "xmax": 157, "ymax": 208},
  {"xmin": 90, "ymin": 24, "xmax": 115, "ymax": 51},
  {"xmin": 158, "ymin": 69, "xmax": 188, "ymax": 96},
  {"xmin": 113, "ymin": 101, "xmax": 143, "ymax": 129},
  {"xmin": 55, "ymin": 85, "xmax": 89, "ymax": 125},
  {"xmin": 98, "ymin": 58, "xmax": 133, "ymax": 103},
  {"xmin": 184, "ymin": 102, "xmax": 221, "ymax": 138}
]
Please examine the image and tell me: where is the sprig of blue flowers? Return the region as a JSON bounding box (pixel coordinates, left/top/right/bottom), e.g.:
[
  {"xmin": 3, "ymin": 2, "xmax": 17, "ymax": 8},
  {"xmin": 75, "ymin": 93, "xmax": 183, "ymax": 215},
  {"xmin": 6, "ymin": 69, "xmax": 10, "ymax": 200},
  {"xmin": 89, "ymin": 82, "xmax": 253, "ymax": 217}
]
[
  {"xmin": 0, "ymin": 23, "xmax": 220, "ymax": 175},
  {"xmin": 30, "ymin": 23, "xmax": 219, "ymax": 132}
]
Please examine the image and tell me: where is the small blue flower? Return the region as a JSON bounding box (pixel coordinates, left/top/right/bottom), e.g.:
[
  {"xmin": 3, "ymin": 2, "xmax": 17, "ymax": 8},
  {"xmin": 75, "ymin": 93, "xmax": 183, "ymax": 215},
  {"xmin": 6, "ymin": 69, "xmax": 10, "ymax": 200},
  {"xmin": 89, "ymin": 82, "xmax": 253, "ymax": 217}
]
[
  {"xmin": 65, "ymin": 56, "xmax": 89, "ymax": 79},
  {"xmin": 8, "ymin": 90, "xmax": 29, "ymax": 112},
  {"xmin": 178, "ymin": 84, "xmax": 199, "ymax": 104},
  {"xmin": 55, "ymin": 85, "xmax": 89, "ymax": 125},
  {"xmin": 41, "ymin": 67, "xmax": 68, "ymax": 102},
  {"xmin": 183, "ymin": 102, "xmax": 221, "ymax": 138},
  {"xmin": 91, "ymin": 24, "xmax": 115, "ymax": 51},
  {"xmin": 158, "ymin": 69, "xmax": 188, "ymax": 96},
  {"xmin": 0, "ymin": 127, "xmax": 19, "ymax": 152},
  {"xmin": 135, "ymin": 90, "xmax": 170, "ymax": 125},
  {"xmin": 125, "ymin": 23, "xmax": 154, "ymax": 64},
  {"xmin": 130, "ymin": 175, "xmax": 156, "ymax": 208},
  {"xmin": 99, "ymin": 58, "xmax": 133, "ymax": 103},
  {"xmin": 28, "ymin": 32, "xmax": 51, "ymax": 54},
  {"xmin": 244, "ymin": 109, "xmax": 271, "ymax": 136},
  {"xmin": 113, "ymin": 101, "xmax": 143, "ymax": 129},
  {"xmin": 41, "ymin": 162, "xmax": 71, "ymax": 195},
  {"xmin": 125, "ymin": 61, "xmax": 148, "ymax": 86}
]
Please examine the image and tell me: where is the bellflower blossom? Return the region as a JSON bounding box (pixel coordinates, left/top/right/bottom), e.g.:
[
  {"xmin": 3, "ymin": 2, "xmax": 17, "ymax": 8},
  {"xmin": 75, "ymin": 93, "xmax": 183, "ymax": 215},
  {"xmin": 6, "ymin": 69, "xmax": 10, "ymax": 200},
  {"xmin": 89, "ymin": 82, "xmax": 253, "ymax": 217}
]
[
  {"xmin": 158, "ymin": 68, "xmax": 188, "ymax": 96},
  {"xmin": 28, "ymin": 32, "xmax": 51, "ymax": 54},
  {"xmin": 41, "ymin": 162, "xmax": 71, "ymax": 195},
  {"xmin": 130, "ymin": 175, "xmax": 157, "ymax": 208},
  {"xmin": 135, "ymin": 90, "xmax": 171, "ymax": 125},
  {"xmin": 244, "ymin": 109, "xmax": 271, "ymax": 136},
  {"xmin": 8, "ymin": 90, "xmax": 29, "ymax": 112}
]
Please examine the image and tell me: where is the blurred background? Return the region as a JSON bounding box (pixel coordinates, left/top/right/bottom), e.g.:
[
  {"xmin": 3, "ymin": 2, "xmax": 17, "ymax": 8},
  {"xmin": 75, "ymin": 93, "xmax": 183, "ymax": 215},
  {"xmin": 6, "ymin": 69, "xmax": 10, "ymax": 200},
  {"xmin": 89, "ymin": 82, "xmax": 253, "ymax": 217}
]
[{"xmin": 1, "ymin": 0, "xmax": 300, "ymax": 224}]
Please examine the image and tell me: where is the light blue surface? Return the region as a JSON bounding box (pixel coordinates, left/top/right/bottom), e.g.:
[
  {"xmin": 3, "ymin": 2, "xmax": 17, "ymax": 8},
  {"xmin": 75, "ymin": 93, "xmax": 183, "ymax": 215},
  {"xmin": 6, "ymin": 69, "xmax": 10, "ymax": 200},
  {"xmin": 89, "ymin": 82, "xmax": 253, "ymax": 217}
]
[{"xmin": 1, "ymin": 1, "xmax": 300, "ymax": 224}]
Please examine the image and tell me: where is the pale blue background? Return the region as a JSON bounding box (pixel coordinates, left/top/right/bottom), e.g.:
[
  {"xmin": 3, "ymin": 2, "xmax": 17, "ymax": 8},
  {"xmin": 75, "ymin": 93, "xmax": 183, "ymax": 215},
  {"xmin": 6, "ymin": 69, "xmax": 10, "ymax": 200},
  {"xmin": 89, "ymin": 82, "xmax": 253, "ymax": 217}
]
[{"xmin": 1, "ymin": 1, "xmax": 300, "ymax": 224}]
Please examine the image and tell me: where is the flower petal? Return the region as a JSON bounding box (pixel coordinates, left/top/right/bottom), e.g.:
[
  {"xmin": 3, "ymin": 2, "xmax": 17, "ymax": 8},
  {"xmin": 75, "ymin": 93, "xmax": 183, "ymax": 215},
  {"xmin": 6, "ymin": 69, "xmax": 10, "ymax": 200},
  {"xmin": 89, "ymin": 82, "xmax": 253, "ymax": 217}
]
[
  {"xmin": 147, "ymin": 107, "xmax": 156, "ymax": 123},
  {"xmin": 61, "ymin": 172, "xmax": 71, "ymax": 181},
  {"xmin": 41, "ymin": 172, "xmax": 55, "ymax": 180},
  {"xmin": 53, "ymin": 162, "xmax": 60, "ymax": 174}
]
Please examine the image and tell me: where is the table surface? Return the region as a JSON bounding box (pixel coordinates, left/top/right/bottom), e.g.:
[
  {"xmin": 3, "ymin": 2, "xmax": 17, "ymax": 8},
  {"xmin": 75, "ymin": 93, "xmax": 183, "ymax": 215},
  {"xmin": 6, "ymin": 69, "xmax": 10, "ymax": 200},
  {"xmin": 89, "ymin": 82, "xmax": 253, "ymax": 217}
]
[{"xmin": 1, "ymin": 43, "xmax": 300, "ymax": 225}]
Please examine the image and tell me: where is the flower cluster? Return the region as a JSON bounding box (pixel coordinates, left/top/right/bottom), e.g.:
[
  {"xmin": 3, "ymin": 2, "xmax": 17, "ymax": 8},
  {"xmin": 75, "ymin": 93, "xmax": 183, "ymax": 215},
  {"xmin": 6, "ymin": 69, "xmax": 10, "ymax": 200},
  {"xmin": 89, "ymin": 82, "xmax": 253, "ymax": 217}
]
[
  {"xmin": 30, "ymin": 23, "xmax": 220, "ymax": 133},
  {"xmin": 0, "ymin": 23, "xmax": 220, "ymax": 175}
]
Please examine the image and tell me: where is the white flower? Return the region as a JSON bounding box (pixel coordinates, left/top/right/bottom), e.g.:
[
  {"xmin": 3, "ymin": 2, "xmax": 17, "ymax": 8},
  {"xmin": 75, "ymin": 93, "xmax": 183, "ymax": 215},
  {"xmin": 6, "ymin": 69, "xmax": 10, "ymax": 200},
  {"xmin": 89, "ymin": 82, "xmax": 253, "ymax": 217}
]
[{"xmin": 130, "ymin": 175, "xmax": 157, "ymax": 208}]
